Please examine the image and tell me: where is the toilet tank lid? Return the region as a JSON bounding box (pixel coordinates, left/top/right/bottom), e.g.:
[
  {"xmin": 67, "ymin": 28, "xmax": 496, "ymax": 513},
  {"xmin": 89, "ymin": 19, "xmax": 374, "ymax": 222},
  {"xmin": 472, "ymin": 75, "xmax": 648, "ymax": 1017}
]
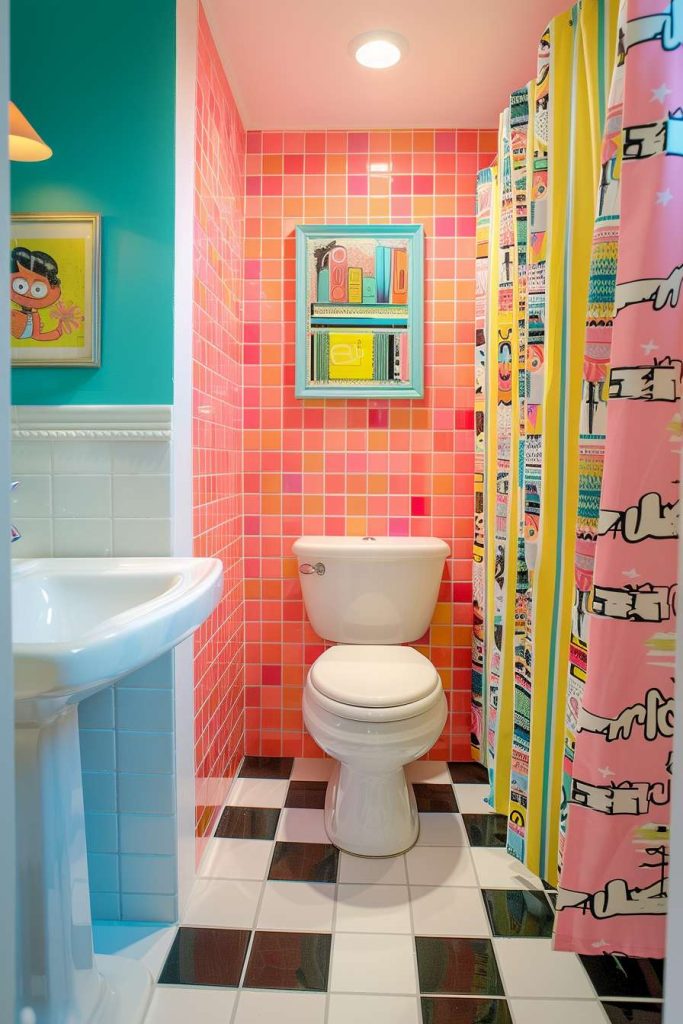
[
  {"xmin": 293, "ymin": 536, "xmax": 450, "ymax": 560},
  {"xmin": 310, "ymin": 645, "xmax": 440, "ymax": 707}
]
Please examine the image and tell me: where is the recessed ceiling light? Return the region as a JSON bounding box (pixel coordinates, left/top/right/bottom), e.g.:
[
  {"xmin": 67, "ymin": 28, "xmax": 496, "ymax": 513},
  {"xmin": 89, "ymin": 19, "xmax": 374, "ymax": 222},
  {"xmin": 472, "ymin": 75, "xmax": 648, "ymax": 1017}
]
[{"xmin": 350, "ymin": 31, "xmax": 407, "ymax": 69}]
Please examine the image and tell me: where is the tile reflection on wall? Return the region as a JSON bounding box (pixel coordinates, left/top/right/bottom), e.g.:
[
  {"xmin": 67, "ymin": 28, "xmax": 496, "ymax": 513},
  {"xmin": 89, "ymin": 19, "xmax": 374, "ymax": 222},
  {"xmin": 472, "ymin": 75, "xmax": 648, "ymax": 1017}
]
[{"xmin": 242, "ymin": 128, "xmax": 497, "ymax": 760}]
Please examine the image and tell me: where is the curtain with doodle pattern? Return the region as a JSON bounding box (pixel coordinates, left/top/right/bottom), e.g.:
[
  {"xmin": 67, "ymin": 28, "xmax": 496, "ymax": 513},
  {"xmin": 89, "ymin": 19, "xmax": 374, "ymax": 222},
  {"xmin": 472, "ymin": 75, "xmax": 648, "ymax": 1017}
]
[{"xmin": 471, "ymin": 0, "xmax": 681, "ymax": 956}]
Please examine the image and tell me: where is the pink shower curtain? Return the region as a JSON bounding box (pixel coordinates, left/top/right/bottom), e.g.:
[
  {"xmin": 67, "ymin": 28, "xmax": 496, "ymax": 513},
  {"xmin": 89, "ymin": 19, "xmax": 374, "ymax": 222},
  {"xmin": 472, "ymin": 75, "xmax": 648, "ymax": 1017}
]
[{"xmin": 554, "ymin": 0, "xmax": 683, "ymax": 958}]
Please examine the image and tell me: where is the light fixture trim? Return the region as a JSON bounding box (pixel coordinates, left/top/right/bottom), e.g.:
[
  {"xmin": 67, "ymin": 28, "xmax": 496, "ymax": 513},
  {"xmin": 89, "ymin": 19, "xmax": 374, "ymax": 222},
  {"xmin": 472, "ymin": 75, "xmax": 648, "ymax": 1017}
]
[{"xmin": 350, "ymin": 31, "xmax": 407, "ymax": 69}]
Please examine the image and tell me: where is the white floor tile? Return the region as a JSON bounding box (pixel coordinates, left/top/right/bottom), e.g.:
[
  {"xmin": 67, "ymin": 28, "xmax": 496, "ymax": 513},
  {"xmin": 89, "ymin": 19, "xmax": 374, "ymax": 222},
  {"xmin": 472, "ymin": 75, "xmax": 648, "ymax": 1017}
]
[
  {"xmin": 339, "ymin": 852, "xmax": 408, "ymax": 885},
  {"xmin": 416, "ymin": 813, "xmax": 468, "ymax": 847},
  {"xmin": 495, "ymin": 938, "xmax": 597, "ymax": 999},
  {"xmin": 235, "ymin": 989, "xmax": 326, "ymax": 1023},
  {"xmin": 410, "ymin": 885, "xmax": 490, "ymax": 937},
  {"xmin": 510, "ymin": 998, "xmax": 610, "ymax": 1024},
  {"xmin": 336, "ymin": 884, "xmax": 412, "ymax": 934},
  {"xmin": 257, "ymin": 880, "xmax": 335, "ymax": 932},
  {"xmin": 228, "ymin": 777, "xmax": 290, "ymax": 808},
  {"xmin": 453, "ymin": 784, "xmax": 495, "ymax": 814},
  {"xmin": 330, "ymin": 932, "xmax": 418, "ymax": 994},
  {"xmin": 276, "ymin": 808, "xmax": 329, "ymax": 843},
  {"xmin": 182, "ymin": 879, "xmax": 261, "ymax": 929},
  {"xmin": 291, "ymin": 757, "xmax": 336, "ymax": 781},
  {"xmin": 198, "ymin": 838, "xmax": 273, "ymax": 880},
  {"xmin": 405, "ymin": 760, "xmax": 451, "ymax": 784},
  {"xmin": 145, "ymin": 986, "xmax": 237, "ymax": 1023},
  {"xmin": 328, "ymin": 994, "xmax": 420, "ymax": 1024},
  {"xmin": 471, "ymin": 848, "xmax": 543, "ymax": 890},
  {"xmin": 405, "ymin": 846, "xmax": 478, "ymax": 886}
]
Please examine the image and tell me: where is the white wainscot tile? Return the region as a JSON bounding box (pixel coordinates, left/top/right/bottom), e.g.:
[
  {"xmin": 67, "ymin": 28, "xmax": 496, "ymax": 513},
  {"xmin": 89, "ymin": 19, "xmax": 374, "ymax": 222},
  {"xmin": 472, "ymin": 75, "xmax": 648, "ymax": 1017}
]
[
  {"xmin": 11, "ymin": 517, "xmax": 53, "ymax": 556},
  {"xmin": 182, "ymin": 878, "xmax": 261, "ymax": 929},
  {"xmin": 336, "ymin": 883, "xmax": 412, "ymax": 934},
  {"xmin": 115, "ymin": 687, "xmax": 173, "ymax": 733},
  {"xmin": 146, "ymin": 987, "xmax": 237, "ymax": 1024},
  {"xmin": 51, "ymin": 441, "xmax": 113, "ymax": 475},
  {"xmin": 119, "ymin": 814, "xmax": 176, "ymax": 856},
  {"xmin": 494, "ymin": 938, "xmax": 597, "ymax": 999},
  {"xmin": 53, "ymin": 474, "xmax": 111, "ymax": 516},
  {"xmin": 112, "ymin": 518, "xmax": 171, "ymax": 556},
  {"xmin": 405, "ymin": 846, "xmax": 477, "ymax": 887},
  {"xmin": 410, "ymin": 885, "xmax": 490, "ymax": 937},
  {"xmin": 11, "ymin": 441, "xmax": 51, "ymax": 474},
  {"xmin": 53, "ymin": 518, "xmax": 112, "ymax": 556},
  {"xmin": 329, "ymin": 932, "xmax": 418, "ymax": 994},
  {"xmin": 257, "ymin": 880, "xmax": 335, "ymax": 932},
  {"xmin": 112, "ymin": 474, "xmax": 170, "ymax": 517},
  {"xmin": 235, "ymin": 990, "xmax": 326, "ymax": 1024},
  {"xmin": 120, "ymin": 854, "xmax": 177, "ymax": 895},
  {"xmin": 12, "ymin": 474, "xmax": 51, "ymax": 516},
  {"xmin": 112, "ymin": 441, "xmax": 169, "ymax": 475},
  {"xmin": 199, "ymin": 838, "xmax": 274, "ymax": 881}
]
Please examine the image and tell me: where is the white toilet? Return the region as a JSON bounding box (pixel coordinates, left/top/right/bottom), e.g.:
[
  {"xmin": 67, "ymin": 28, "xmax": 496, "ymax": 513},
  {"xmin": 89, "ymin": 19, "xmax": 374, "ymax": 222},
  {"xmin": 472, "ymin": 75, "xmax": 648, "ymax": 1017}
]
[{"xmin": 294, "ymin": 535, "xmax": 450, "ymax": 857}]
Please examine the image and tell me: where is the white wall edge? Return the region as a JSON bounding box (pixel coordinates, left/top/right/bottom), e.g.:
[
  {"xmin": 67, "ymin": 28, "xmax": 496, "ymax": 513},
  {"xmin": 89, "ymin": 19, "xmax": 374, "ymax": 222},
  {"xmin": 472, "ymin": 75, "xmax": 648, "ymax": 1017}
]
[{"xmin": 173, "ymin": 0, "xmax": 199, "ymax": 918}]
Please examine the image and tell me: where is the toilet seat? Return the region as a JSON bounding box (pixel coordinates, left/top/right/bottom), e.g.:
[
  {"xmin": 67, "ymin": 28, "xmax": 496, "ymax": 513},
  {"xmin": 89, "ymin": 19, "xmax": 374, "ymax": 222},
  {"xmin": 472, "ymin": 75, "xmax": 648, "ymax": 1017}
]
[{"xmin": 308, "ymin": 645, "xmax": 442, "ymax": 723}]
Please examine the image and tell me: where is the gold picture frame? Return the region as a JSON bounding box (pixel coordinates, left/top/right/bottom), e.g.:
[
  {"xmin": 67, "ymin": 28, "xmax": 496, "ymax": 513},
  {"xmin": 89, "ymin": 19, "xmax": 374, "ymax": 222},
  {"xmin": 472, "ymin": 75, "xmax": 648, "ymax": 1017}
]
[{"xmin": 10, "ymin": 212, "xmax": 101, "ymax": 367}]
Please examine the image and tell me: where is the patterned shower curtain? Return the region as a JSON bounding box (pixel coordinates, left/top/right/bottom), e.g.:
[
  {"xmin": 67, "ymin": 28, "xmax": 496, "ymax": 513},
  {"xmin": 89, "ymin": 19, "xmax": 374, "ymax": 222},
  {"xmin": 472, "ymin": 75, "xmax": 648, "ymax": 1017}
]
[{"xmin": 470, "ymin": 0, "xmax": 681, "ymax": 957}]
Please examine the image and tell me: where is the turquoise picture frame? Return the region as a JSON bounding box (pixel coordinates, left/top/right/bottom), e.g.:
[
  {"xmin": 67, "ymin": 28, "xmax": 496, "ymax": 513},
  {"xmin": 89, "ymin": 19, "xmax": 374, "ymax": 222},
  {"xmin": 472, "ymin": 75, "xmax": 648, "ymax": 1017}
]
[{"xmin": 295, "ymin": 224, "xmax": 424, "ymax": 399}]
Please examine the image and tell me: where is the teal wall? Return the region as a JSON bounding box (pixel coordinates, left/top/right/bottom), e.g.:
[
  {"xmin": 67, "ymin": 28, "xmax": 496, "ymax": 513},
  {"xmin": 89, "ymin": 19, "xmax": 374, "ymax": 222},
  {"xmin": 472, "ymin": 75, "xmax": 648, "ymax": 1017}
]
[{"xmin": 10, "ymin": 0, "xmax": 176, "ymax": 405}]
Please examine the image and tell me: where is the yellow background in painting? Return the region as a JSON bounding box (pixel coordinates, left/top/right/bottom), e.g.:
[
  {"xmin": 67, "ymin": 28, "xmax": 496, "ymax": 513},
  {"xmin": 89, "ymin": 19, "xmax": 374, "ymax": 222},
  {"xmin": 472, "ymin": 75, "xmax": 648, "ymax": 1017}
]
[
  {"xmin": 10, "ymin": 236, "xmax": 86, "ymax": 348},
  {"xmin": 328, "ymin": 332, "xmax": 373, "ymax": 380}
]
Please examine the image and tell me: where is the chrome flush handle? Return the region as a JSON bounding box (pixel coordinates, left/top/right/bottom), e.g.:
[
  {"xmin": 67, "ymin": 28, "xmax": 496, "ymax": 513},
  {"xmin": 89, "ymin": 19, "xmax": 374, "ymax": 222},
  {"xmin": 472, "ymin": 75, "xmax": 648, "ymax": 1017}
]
[{"xmin": 299, "ymin": 562, "xmax": 326, "ymax": 576}]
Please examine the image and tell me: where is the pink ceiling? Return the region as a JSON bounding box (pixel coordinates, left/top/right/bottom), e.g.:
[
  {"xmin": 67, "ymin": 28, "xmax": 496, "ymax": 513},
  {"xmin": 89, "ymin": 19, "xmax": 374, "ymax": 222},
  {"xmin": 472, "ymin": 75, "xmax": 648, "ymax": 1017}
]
[{"xmin": 202, "ymin": 0, "xmax": 568, "ymax": 130}]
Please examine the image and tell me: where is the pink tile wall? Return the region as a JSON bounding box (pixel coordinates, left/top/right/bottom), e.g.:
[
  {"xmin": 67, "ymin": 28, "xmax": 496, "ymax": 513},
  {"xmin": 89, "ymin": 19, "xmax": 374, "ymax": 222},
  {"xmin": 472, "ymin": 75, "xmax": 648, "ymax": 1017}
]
[
  {"xmin": 193, "ymin": 4, "xmax": 246, "ymax": 858},
  {"xmin": 243, "ymin": 129, "xmax": 496, "ymax": 761}
]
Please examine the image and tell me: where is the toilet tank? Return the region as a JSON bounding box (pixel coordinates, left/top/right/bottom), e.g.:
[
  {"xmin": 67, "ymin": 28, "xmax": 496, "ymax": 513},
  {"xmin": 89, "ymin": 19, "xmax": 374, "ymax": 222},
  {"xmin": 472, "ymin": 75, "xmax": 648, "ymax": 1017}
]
[{"xmin": 293, "ymin": 536, "xmax": 450, "ymax": 644}]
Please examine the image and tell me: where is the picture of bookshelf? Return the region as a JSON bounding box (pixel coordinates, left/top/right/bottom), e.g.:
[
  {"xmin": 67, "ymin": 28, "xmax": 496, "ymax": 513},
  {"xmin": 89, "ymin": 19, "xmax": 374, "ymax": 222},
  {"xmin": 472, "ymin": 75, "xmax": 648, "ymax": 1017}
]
[{"xmin": 295, "ymin": 224, "xmax": 424, "ymax": 399}]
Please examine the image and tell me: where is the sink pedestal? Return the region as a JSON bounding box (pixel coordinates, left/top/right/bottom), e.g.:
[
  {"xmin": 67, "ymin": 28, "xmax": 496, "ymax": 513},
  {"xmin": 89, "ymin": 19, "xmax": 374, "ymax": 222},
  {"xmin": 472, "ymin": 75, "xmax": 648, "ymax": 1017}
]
[{"xmin": 16, "ymin": 704, "xmax": 152, "ymax": 1024}]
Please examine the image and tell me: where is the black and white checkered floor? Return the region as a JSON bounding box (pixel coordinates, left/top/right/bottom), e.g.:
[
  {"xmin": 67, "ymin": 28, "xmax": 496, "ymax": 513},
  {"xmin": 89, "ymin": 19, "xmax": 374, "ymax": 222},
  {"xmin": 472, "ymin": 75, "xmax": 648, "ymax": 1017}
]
[{"xmin": 144, "ymin": 758, "xmax": 664, "ymax": 1024}]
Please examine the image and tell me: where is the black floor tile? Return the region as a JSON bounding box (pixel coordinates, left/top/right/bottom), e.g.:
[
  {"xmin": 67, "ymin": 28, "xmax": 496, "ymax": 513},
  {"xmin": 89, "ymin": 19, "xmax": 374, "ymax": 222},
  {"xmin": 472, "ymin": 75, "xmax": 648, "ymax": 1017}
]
[
  {"xmin": 602, "ymin": 1002, "xmax": 663, "ymax": 1024},
  {"xmin": 268, "ymin": 841, "xmax": 339, "ymax": 882},
  {"xmin": 415, "ymin": 936, "xmax": 505, "ymax": 996},
  {"xmin": 421, "ymin": 997, "xmax": 512, "ymax": 1024},
  {"xmin": 285, "ymin": 780, "xmax": 328, "ymax": 809},
  {"xmin": 448, "ymin": 762, "xmax": 489, "ymax": 784},
  {"xmin": 413, "ymin": 783, "xmax": 459, "ymax": 813},
  {"xmin": 482, "ymin": 888, "xmax": 554, "ymax": 938},
  {"xmin": 239, "ymin": 756, "xmax": 294, "ymax": 779},
  {"xmin": 243, "ymin": 930, "xmax": 332, "ymax": 991},
  {"xmin": 158, "ymin": 926, "xmax": 250, "ymax": 987},
  {"xmin": 463, "ymin": 814, "xmax": 507, "ymax": 847},
  {"xmin": 214, "ymin": 806, "xmax": 280, "ymax": 840},
  {"xmin": 580, "ymin": 953, "xmax": 664, "ymax": 1000}
]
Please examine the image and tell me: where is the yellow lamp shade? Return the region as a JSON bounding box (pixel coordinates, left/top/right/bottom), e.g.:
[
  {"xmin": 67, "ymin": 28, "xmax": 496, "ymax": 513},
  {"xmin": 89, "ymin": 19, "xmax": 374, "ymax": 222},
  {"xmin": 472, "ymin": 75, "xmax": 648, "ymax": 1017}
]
[{"xmin": 9, "ymin": 101, "xmax": 52, "ymax": 161}]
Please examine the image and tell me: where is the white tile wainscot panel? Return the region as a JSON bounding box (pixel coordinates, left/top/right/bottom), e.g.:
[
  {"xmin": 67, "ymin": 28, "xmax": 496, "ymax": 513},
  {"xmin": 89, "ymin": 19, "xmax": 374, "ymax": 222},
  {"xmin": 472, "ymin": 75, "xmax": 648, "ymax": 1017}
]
[{"xmin": 11, "ymin": 406, "xmax": 178, "ymax": 924}]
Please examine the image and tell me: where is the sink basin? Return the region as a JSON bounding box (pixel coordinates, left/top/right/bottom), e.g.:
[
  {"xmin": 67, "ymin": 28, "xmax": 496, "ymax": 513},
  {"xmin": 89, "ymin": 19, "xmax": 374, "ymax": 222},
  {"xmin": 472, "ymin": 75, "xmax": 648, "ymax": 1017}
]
[
  {"xmin": 13, "ymin": 556, "xmax": 223, "ymax": 722},
  {"xmin": 13, "ymin": 556, "xmax": 223, "ymax": 1024}
]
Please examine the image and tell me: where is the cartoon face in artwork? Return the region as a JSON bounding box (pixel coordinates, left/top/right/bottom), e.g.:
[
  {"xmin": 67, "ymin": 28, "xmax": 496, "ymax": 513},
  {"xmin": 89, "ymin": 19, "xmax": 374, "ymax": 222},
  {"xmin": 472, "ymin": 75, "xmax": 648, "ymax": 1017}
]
[
  {"xmin": 528, "ymin": 344, "xmax": 544, "ymax": 374},
  {"xmin": 524, "ymin": 512, "xmax": 540, "ymax": 544},
  {"xmin": 10, "ymin": 247, "xmax": 64, "ymax": 342},
  {"xmin": 498, "ymin": 340, "xmax": 513, "ymax": 396}
]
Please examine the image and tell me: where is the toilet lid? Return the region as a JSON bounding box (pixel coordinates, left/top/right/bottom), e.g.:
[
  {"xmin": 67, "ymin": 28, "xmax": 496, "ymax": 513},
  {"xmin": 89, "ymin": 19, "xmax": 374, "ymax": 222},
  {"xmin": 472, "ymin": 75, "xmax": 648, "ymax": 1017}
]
[{"xmin": 310, "ymin": 645, "xmax": 439, "ymax": 708}]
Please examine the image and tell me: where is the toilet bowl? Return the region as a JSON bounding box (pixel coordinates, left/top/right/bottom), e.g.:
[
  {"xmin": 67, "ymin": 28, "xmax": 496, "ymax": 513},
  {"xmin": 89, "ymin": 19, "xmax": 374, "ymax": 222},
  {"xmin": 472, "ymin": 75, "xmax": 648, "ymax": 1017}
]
[{"xmin": 294, "ymin": 536, "xmax": 450, "ymax": 857}]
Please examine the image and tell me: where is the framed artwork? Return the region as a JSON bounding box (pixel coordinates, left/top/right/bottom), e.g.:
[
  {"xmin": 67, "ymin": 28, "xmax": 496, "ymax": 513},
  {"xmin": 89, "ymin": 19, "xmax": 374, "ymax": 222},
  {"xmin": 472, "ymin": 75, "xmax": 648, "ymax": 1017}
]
[
  {"xmin": 295, "ymin": 224, "xmax": 424, "ymax": 399},
  {"xmin": 10, "ymin": 212, "xmax": 101, "ymax": 367}
]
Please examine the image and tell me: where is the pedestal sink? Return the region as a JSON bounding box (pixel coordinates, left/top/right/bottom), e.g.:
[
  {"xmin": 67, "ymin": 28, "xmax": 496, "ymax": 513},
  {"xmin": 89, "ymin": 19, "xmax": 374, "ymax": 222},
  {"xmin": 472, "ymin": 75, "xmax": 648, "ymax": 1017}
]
[{"xmin": 12, "ymin": 557, "xmax": 223, "ymax": 1024}]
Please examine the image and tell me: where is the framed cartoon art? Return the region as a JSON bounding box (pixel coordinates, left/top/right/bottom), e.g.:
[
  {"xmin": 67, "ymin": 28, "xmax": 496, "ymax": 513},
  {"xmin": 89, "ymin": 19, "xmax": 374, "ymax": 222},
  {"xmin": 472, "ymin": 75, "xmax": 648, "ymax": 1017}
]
[
  {"xmin": 295, "ymin": 224, "xmax": 424, "ymax": 399},
  {"xmin": 10, "ymin": 212, "xmax": 101, "ymax": 367}
]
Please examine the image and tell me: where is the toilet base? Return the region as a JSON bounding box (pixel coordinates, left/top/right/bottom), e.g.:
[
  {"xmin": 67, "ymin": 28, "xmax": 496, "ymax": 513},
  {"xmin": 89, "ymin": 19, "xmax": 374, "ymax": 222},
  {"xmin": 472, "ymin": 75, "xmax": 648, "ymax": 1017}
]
[{"xmin": 324, "ymin": 761, "xmax": 419, "ymax": 857}]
